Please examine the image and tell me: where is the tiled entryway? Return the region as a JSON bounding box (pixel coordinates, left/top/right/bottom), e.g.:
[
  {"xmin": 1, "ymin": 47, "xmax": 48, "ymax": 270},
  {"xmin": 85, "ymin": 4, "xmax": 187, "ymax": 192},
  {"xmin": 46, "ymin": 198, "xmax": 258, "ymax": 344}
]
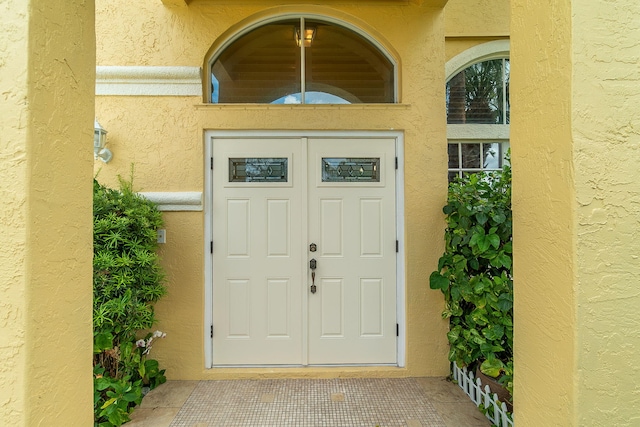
[{"xmin": 127, "ymin": 378, "xmax": 489, "ymax": 427}]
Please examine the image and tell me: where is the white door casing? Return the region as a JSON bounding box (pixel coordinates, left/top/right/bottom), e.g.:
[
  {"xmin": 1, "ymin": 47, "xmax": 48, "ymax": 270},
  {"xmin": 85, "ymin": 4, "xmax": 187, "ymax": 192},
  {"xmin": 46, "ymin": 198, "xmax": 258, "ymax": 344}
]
[{"xmin": 209, "ymin": 133, "xmax": 401, "ymax": 366}]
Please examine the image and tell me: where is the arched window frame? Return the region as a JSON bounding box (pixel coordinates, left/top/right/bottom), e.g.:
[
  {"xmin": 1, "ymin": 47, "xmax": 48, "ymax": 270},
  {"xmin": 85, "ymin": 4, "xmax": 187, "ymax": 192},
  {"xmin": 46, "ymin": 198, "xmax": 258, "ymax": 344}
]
[
  {"xmin": 202, "ymin": 13, "xmax": 399, "ymax": 104},
  {"xmin": 445, "ymin": 41, "xmax": 510, "ymax": 181}
]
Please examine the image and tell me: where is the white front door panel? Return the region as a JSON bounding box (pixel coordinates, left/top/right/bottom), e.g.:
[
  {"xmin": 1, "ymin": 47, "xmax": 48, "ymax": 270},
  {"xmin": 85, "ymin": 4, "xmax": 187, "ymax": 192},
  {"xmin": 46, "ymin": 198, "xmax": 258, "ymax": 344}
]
[
  {"xmin": 212, "ymin": 138, "xmax": 303, "ymax": 365},
  {"xmin": 212, "ymin": 136, "xmax": 397, "ymax": 366},
  {"xmin": 307, "ymin": 138, "xmax": 397, "ymax": 364}
]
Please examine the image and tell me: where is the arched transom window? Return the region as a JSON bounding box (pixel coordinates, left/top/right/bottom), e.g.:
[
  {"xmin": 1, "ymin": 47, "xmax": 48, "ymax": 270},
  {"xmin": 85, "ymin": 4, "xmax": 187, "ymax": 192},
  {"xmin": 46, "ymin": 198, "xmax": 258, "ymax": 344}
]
[
  {"xmin": 209, "ymin": 17, "xmax": 396, "ymax": 104},
  {"xmin": 446, "ymin": 56, "xmax": 510, "ymax": 181}
]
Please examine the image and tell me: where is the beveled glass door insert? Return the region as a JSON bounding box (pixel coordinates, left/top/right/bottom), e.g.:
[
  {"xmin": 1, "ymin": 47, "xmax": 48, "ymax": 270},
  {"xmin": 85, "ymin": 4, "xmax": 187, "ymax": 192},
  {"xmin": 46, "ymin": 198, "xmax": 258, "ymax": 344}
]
[
  {"xmin": 321, "ymin": 158, "xmax": 380, "ymax": 182},
  {"xmin": 229, "ymin": 157, "xmax": 288, "ymax": 183}
]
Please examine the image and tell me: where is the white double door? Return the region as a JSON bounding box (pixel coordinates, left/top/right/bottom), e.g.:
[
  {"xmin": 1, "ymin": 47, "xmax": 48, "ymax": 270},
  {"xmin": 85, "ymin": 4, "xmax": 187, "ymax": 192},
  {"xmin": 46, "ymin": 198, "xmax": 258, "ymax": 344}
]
[{"xmin": 212, "ymin": 136, "xmax": 397, "ymax": 365}]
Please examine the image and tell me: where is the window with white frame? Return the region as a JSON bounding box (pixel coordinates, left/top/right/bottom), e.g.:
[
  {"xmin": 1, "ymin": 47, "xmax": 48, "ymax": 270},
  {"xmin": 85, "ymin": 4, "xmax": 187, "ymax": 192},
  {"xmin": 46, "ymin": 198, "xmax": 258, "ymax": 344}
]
[
  {"xmin": 208, "ymin": 17, "xmax": 396, "ymax": 104},
  {"xmin": 446, "ymin": 56, "xmax": 510, "ymax": 181}
]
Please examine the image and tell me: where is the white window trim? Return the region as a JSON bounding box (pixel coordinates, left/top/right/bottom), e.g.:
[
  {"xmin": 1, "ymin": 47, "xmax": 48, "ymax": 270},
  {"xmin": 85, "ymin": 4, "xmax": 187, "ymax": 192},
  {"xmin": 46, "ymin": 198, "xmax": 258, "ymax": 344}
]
[
  {"xmin": 445, "ymin": 40, "xmax": 510, "ymax": 81},
  {"xmin": 447, "ymin": 124, "xmax": 510, "ymax": 140}
]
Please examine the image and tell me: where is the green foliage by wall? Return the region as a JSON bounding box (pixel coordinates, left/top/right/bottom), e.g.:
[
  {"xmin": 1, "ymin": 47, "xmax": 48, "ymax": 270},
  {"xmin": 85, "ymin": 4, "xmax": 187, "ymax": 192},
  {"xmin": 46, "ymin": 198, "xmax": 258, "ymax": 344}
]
[
  {"xmin": 430, "ymin": 163, "xmax": 513, "ymax": 395},
  {"xmin": 93, "ymin": 176, "xmax": 167, "ymax": 426}
]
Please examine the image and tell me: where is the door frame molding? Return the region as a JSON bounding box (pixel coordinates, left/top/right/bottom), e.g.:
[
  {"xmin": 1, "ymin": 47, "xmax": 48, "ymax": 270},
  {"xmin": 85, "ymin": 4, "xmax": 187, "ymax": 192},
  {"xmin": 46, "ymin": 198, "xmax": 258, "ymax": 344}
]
[{"xmin": 203, "ymin": 130, "xmax": 405, "ymax": 369}]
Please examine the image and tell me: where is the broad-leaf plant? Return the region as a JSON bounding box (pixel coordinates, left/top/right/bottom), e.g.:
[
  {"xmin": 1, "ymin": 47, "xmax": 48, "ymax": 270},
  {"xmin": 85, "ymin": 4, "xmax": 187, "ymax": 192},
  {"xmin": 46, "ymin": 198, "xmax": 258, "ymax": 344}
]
[{"xmin": 430, "ymin": 160, "xmax": 513, "ymax": 398}]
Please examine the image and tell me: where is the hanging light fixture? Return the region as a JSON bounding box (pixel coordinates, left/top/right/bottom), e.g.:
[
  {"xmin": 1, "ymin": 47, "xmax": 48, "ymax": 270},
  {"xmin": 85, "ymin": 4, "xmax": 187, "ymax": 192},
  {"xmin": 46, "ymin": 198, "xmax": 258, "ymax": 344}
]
[
  {"xmin": 94, "ymin": 119, "xmax": 112, "ymax": 163},
  {"xmin": 295, "ymin": 27, "xmax": 316, "ymax": 47}
]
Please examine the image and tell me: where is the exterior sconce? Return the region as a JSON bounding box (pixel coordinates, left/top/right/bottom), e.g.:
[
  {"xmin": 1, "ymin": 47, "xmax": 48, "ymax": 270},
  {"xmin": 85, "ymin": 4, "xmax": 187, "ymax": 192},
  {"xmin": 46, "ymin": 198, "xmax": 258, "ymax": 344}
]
[
  {"xmin": 94, "ymin": 119, "xmax": 112, "ymax": 163},
  {"xmin": 295, "ymin": 27, "xmax": 316, "ymax": 47}
]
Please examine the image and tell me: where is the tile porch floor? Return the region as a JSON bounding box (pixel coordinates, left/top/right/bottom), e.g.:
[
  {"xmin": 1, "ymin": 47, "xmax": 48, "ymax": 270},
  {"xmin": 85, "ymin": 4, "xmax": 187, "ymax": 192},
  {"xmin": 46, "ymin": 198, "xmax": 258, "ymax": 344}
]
[{"xmin": 127, "ymin": 377, "xmax": 489, "ymax": 427}]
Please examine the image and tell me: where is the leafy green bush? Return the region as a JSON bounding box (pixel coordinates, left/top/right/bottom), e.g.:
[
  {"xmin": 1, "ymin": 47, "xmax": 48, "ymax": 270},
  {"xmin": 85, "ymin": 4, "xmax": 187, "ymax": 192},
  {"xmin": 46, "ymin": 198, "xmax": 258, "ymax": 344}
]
[
  {"xmin": 430, "ymin": 164, "xmax": 513, "ymax": 396},
  {"xmin": 93, "ymin": 176, "xmax": 167, "ymax": 426}
]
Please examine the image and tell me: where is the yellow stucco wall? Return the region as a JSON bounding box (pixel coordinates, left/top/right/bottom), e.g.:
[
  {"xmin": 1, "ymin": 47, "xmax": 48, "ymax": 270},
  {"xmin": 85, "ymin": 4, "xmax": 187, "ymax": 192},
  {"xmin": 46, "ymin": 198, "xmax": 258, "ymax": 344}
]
[
  {"xmin": 444, "ymin": 0, "xmax": 510, "ymax": 38},
  {"xmin": 572, "ymin": 0, "xmax": 640, "ymax": 424},
  {"xmin": 511, "ymin": 0, "xmax": 576, "ymax": 419},
  {"xmin": 1, "ymin": 1, "xmax": 29, "ymax": 420},
  {"xmin": 0, "ymin": 0, "xmax": 95, "ymax": 424},
  {"xmin": 443, "ymin": 0, "xmax": 510, "ymax": 78},
  {"xmin": 444, "ymin": 38, "xmax": 507, "ymax": 63},
  {"xmin": 95, "ymin": 0, "xmax": 451, "ymax": 379},
  {"xmin": 512, "ymin": 0, "xmax": 640, "ymax": 425}
]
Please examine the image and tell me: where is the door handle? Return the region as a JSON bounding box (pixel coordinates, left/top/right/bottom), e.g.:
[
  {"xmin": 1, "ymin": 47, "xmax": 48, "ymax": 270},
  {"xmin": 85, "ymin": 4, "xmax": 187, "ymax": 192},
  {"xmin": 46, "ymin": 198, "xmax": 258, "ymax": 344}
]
[{"xmin": 310, "ymin": 258, "xmax": 317, "ymax": 294}]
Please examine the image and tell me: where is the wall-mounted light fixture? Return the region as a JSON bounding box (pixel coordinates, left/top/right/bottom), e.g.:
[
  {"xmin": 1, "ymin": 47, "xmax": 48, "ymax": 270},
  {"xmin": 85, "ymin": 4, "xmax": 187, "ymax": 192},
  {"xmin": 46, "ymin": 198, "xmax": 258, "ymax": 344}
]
[
  {"xmin": 295, "ymin": 27, "xmax": 316, "ymax": 47},
  {"xmin": 94, "ymin": 119, "xmax": 112, "ymax": 163}
]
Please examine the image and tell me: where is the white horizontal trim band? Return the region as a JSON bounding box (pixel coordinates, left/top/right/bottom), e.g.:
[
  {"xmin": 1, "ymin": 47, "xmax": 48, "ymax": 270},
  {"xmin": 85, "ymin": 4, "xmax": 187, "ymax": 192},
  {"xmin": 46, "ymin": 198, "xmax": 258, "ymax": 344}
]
[
  {"xmin": 139, "ymin": 191, "xmax": 203, "ymax": 211},
  {"xmin": 96, "ymin": 66, "xmax": 202, "ymax": 96},
  {"xmin": 447, "ymin": 124, "xmax": 510, "ymax": 140}
]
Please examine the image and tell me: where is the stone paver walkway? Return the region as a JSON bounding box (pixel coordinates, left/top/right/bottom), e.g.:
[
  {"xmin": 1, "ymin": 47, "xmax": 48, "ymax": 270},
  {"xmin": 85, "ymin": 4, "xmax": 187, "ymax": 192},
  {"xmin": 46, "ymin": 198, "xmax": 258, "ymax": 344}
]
[{"xmin": 127, "ymin": 377, "xmax": 489, "ymax": 427}]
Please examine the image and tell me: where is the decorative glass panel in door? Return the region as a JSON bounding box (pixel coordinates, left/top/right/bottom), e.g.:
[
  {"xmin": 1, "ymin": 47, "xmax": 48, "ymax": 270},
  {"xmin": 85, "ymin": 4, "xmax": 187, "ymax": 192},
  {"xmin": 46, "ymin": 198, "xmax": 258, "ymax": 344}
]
[
  {"xmin": 228, "ymin": 158, "xmax": 288, "ymax": 183},
  {"xmin": 321, "ymin": 158, "xmax": 380, "ymax": 182}
]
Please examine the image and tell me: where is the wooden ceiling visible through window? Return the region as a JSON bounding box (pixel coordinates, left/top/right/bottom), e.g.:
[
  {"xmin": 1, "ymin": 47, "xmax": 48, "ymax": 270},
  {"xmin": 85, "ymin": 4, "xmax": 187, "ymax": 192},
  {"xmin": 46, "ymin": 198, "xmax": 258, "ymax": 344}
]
[{"xmin": 210, "ymin": 18, "xmax": 395, "ymax": 104}]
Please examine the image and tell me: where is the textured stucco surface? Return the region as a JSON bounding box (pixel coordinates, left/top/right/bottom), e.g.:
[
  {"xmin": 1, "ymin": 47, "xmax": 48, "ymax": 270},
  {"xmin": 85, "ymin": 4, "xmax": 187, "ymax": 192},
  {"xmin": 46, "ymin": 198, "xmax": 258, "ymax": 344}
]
[
  {"xmin": 512, "ymin": 0, "xmax": 640, "ymax": 425},
  {"xmin": 511, "ymin": 0, "xmax": 576, "ymax": 424},
  {"xmin": 95, "ymin": 0, "xmax": 451, "ymax": 379},
  {"xmin": 572, "ymin": 0, "xmax": 640, "ymax": 425},
  {"xmin": 0, "ymin": 0, "xmax": 95, "ymax": 424},
  {"xmin": 0, "ymin": 1, "xmax": 29, "ymax": 422},
  {"xmin": 444, "ymin": 0, "xmax": 509, "ymax": 37},
  {"xmin": 443, "ymin": 0, "xmax": 509, "ymax": 62},
  {"xmin": 444, "ymin": 38, "xmax": 509, "ymax": 63}
]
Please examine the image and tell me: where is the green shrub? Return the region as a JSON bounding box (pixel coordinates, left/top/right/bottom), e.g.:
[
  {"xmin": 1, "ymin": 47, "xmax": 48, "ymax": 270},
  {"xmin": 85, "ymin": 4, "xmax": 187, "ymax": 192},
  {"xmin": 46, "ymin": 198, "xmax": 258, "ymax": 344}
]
[
  {"xmin": 430, "ymin": 163, "xmax": 513, "ymax": 396},
  {"xmin": 93, "ymin": 175, "xmax": 167, "ymax": 426}
]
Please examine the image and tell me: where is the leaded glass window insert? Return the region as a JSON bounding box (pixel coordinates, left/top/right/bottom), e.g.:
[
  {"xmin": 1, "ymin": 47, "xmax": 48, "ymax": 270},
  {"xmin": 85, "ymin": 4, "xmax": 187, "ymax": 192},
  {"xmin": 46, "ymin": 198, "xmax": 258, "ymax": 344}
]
[
  {"xmin": 229, "ymin": 158, "xmax": 288, "ymax": 183},
  {"xmin": 322, "ymin": 158, "xmax": 380, "ymax": 182}
]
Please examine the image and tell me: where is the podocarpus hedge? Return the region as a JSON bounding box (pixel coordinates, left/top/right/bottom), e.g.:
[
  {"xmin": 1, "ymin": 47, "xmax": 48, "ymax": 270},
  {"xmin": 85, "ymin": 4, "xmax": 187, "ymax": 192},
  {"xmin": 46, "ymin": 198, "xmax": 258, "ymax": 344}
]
[
  {"xmin": 93, "ymin": 176, "xmax": 167, "ymax": 426},
  {"xmin": 430, "ymin": 162, "xmax": 513, "ymax": 397}
]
